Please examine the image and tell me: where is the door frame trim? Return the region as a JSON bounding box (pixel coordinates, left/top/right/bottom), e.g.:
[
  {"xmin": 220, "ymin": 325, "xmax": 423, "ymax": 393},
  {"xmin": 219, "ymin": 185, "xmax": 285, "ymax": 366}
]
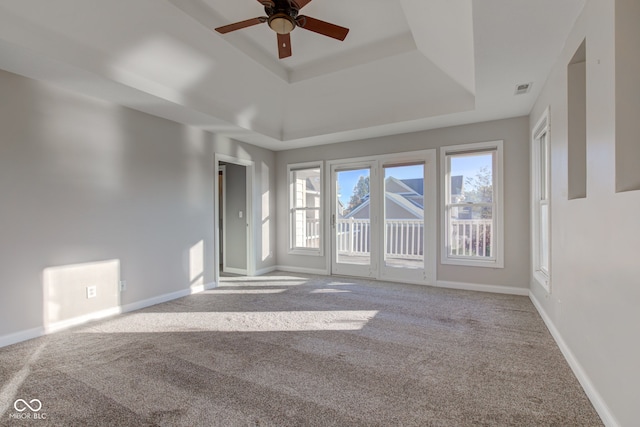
[
  {"xmin": 218, "ymin": 165, "xmax": 227, "ymax": 273},
  {"xmin": 214, "ymin": 153, "xmax": 255, "ymax": 281}
]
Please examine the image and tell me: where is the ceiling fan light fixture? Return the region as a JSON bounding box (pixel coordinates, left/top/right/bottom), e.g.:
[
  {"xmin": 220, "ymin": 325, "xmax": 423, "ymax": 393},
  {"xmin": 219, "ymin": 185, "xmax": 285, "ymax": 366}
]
[{"xmin": 268, "ymin": 14, "xmax": 295, "ymax": 34}]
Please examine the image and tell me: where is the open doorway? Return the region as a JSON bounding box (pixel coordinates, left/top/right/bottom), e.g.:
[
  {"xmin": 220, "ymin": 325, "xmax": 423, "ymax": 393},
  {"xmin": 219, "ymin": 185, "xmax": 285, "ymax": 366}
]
[
  {"xmin": 218, "ymin": 165, "xmax": 226, "ymax": 274},
  {"xmin": 215, "ymin": 155, "xmax": 254, "ymax": 280}
]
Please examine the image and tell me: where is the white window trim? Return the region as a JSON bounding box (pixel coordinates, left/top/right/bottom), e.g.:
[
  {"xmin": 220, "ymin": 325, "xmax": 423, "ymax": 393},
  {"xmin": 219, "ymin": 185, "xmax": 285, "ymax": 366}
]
[
  {"xmin": 440, "ymin": 140, "xmax": 504, "ymax": 268},
  {"xmin": 288, "ymin": 161, "xmax": 323, "ymax": 256},
  {"xmin": 532, "ymin": 108, "xmax": 551, "ymax": 292}
]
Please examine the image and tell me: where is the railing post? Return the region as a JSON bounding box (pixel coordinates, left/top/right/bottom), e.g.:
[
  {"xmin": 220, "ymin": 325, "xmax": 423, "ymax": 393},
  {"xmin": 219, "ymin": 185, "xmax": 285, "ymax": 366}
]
[{"xmin": 349, "ymin": 217, "xmax": 354, "ymax": 255}]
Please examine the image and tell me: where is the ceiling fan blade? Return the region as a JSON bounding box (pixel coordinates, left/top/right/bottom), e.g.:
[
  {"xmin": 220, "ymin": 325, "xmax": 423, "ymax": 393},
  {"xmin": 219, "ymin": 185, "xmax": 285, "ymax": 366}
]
[
  {"xmin": 296, "ymin": 16, "xmax": 349, "ymax": 41},
  {"xmin": 215, "ymin": 17, "xmax": 266, "ymax": 34},
  {"xmin": 257, "ymin": 0, "xmax": 275, "ymax": 7},
  {"xmin": 277, "ymin": 33, "xmax": 292, "ymax": 59},
  {"xmin": 291, "ymin": 0, "xmax": 312, "ymax": 9}
]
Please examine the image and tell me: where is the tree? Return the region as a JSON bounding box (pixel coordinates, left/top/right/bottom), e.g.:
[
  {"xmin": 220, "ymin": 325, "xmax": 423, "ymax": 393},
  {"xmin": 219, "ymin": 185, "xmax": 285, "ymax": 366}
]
[
  {"xmin": 346, "ymin": 175, "xmax": 369, "ymax": 214},
  {"xmin": 464, "ymin": 166, "xmax": 493, "ymax": 204},
  {"xmin": 463, "ymin": 166, "xmax": 493, "ymax": 255}
]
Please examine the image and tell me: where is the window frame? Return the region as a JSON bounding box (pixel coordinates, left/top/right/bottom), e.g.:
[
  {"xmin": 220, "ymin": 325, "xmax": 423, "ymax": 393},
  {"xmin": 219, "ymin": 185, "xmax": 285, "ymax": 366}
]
[
  {"xmin": 440, "ymin": 140, "xmax": 504, "ymax": 268},
  {"xmin": 288, "ymin": 161, "xmax": 324, "ymax": 256},
  {"xmin": 532, "ymin": 108, "xmax": 551, "ymax": 292}
]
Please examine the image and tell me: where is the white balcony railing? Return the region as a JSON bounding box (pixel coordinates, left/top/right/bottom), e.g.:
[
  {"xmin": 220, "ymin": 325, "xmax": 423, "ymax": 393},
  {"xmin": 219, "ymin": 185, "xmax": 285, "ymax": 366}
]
[
  {"xmin": 304, "ymin": 217, "xmax": 321, "ymax": 248},
  {"xmin": 450, "ymin": 218, "xmax": 492, "ymax": 257},
  {"xmin": 336, "ymin": 218, "xmax": 372, "ymax": 256},
  {"xmin": 300, "ymin": 217, "xmax": 492, "ymax": 260},
  {"xmin": 336, "ymin": 218, "xmax": 424, "ymax": 260}
]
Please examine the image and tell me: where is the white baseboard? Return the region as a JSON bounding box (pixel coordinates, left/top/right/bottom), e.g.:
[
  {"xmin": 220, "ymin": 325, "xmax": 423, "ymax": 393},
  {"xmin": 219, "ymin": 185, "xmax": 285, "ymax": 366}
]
[
  {"xmin": 223, "ymin": 267, "xmax": 247, "ymax": 275},
  {"xmin": 0, "ymin": 281, "xmax": 217, "ymax": 349},
  {"xmin": 275, "ymin": 265, "xmax": 329, "ymax": 276},
  {"xmin": 529, "ymin": 292, "xmax": 619, "ymax": 427},
  {"xmin": 119, "ymin": 282, "xmax": 217, "ymax": 314},
  {"xmin": 45, "ymin": 306, "xmax": 123, "ymax": 334},
  {"xmin": 187, "ymin": 281, "xmax": 217, "ymax": 295},
  {"xmin": 0, "ymin": 326, "xmax": 45, "ymax": 349},
  {"xmin": 436, "ymin": 280, "xmax": 529, "ymax": 296},
  {"xmin": 254, "ymin": 265, "xmax": 277, "ymax": 276}
]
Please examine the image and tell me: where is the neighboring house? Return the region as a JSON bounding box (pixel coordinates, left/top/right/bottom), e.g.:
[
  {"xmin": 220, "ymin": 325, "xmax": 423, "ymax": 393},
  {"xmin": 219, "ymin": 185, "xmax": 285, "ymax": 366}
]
[
  {"xmin": 293, "ymin": 172, "xmax": 322, "ymax": 249},
  {"xmin": 344, "ymin": 176, "xmax": 464, "ymax": 220},
  {"xmin": 345, "ymin": 177, "xmax": 423, "ymax": 220},
  {"xmin": 303, "ymin": 174, "xmax": 321, "ymax": 210},
  {"xmin": 451, "ymin": 175, "xmax": 464, "ymax": 204}
]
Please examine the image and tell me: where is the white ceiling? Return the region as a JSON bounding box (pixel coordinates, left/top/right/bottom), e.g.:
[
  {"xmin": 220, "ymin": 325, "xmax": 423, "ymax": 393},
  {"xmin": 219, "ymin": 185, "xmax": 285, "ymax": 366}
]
[{"xmin": 0, "ymin": 0, "xmax": 585, "ymax": 151}]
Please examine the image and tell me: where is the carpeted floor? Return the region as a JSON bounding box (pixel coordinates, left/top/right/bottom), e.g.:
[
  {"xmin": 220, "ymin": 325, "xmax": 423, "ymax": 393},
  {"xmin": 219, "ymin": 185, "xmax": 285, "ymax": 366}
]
[{"xmin": 0, "ymin": 273, "xmax": 602, "ymax": 426}]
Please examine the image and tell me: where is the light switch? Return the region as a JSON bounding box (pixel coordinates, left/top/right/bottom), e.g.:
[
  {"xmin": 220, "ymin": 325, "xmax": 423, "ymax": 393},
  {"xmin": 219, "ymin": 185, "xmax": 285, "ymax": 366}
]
[{"xmin": 239, "ymin": 211, "xmax": 243, "ymax": 218}]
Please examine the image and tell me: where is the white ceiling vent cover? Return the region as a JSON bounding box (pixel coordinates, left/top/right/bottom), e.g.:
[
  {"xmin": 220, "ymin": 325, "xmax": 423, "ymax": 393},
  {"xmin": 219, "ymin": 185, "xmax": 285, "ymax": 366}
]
[{"xmin": 515, "ymin": 82, "xmax": 533, "ymax": 95}]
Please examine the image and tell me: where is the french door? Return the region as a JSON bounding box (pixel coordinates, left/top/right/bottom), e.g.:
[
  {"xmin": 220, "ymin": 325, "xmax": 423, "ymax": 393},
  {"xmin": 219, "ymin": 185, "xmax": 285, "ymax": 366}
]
[
  {"xmin": 329, "ymin": 151, "xmax": 435, "ymax": 285},
  {"xmin": 331, "ymin": 162, "xmax": 378, "ymax": 278}
]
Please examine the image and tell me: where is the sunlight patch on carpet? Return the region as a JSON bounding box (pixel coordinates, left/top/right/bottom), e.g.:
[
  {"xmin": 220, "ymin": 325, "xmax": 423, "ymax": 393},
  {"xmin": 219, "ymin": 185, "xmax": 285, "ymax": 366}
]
[
  {"xmin": 310, "ymin": 289, "xmax": 352, "ymax": 294},
  {"xmin": 75, "ymin": 311, "xmax": 379, "ymax": 333},
  {"xmin": 208, "ymin": 289, "xmax": 287, "ymax": 294}
]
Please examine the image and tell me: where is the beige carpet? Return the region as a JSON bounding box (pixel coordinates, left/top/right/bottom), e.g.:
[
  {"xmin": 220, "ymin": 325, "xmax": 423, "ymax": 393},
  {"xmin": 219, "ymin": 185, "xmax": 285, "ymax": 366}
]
[{"xmin": 0, "ymin": 273, "xmax": 602, "ymax": 426}]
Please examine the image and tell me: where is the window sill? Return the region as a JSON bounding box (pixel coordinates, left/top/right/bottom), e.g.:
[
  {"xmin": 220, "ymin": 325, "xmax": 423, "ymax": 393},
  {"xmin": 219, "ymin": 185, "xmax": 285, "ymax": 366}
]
[
  {"xmin": 288, "ymin": 249, "xmax": 323, "ymax": 257},
  {"xmin": 441, "ymin": 257, "xmax": 504, "ymax": 269}
]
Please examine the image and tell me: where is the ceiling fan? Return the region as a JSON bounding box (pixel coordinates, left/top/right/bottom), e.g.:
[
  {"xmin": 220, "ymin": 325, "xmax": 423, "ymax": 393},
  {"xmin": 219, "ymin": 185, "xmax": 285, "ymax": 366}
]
[{"xmin": 214, "ymin": 0, "xmax": 349, "ymax": 59}]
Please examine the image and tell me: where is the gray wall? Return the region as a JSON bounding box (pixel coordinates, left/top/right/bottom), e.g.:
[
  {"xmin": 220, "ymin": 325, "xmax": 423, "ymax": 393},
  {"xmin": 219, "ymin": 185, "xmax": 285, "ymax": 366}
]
[
  {"xmin": 223, "ymin": 162, "xmax": 247, "ymax": 271},
  {"xmin": 275, "ymin": 116, "xmax": 530, "ymax": 290},
  {"xmin": 0, "ymin": 69, "xmax": 277, "ymax": 341},
  {"xmin": 529, "ymin": 1, "xmax": 640, "ymax": 425}
]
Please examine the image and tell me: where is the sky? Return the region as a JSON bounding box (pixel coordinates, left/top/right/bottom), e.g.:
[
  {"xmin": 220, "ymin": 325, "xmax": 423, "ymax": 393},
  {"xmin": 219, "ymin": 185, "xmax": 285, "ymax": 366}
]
[
  {"xmin": 336, "ymin": 154, "xmax": 492, "ymax": 205},
  {"xmin": 450, "ymin": 153, "xmax": 493, "ymax": 188},
  {"xmin": 337, "ymin": 164, "xmax": 422, "ymax": 205}
]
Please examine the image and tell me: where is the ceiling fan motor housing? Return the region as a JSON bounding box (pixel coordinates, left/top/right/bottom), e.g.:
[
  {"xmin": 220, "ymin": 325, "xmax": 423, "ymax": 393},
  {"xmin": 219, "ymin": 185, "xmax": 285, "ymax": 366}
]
[
  {"xmin": 268, "ymin": 14, "xmax": 295, "ymax": 34},
  {"xmin": 265, "ymin": 0, "xmax": 300, "ymax": 34}
]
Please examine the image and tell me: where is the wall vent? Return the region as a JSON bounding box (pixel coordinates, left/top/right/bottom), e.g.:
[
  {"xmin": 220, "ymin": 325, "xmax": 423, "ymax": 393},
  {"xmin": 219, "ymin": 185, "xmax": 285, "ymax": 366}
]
[{"xmin": 515, "ymin": 82, "xmax": 532, "ymax": 95}]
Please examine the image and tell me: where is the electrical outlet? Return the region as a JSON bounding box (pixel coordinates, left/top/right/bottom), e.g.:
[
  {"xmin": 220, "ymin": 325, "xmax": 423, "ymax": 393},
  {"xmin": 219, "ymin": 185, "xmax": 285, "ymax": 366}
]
[
  {"xmin": 119, "ymin": 280, "xmax": 127, "ymax": 291},
  {"xmin": 86, "ymin": 286, "xmax": 97, "ymax": 299}
]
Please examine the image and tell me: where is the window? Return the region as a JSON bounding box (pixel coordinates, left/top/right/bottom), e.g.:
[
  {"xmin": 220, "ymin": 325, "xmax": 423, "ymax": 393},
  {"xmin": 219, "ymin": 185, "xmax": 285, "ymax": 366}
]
[
  {"xmin": 288, "ymin": 162, "xmax": 323, "ymax": 255},
  {"xmin": 532, "ymin": 109, "xmax": 551, "ymax": 291},
  {"xmin": 441, "ymin": 141, "xmax": 504, "ymax": 268}
]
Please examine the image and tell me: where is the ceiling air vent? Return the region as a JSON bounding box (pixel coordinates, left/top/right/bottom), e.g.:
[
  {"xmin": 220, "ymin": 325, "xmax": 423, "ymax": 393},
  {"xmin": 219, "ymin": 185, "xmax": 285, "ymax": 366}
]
[{"xmin": 515, "ymin": 82, "xmax": 532, "ymax": 95}]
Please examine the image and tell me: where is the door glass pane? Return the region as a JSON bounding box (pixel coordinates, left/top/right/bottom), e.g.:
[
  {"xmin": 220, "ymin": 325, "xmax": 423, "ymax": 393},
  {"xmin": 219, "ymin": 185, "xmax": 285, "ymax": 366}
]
[
  {"xmin": 336, "ymin": 169, "xmax": 370, "ymax": 265},
  {"xmin": 384, "ymin": 164, "xmax": 424, "ymax": 269}
]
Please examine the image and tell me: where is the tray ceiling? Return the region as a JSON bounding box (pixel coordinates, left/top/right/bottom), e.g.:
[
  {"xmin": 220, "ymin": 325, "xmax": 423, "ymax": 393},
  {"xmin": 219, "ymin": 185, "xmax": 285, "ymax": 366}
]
[{"xmin": 0, "ymin": 0, "xmax": 585, "ymax": 150}]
